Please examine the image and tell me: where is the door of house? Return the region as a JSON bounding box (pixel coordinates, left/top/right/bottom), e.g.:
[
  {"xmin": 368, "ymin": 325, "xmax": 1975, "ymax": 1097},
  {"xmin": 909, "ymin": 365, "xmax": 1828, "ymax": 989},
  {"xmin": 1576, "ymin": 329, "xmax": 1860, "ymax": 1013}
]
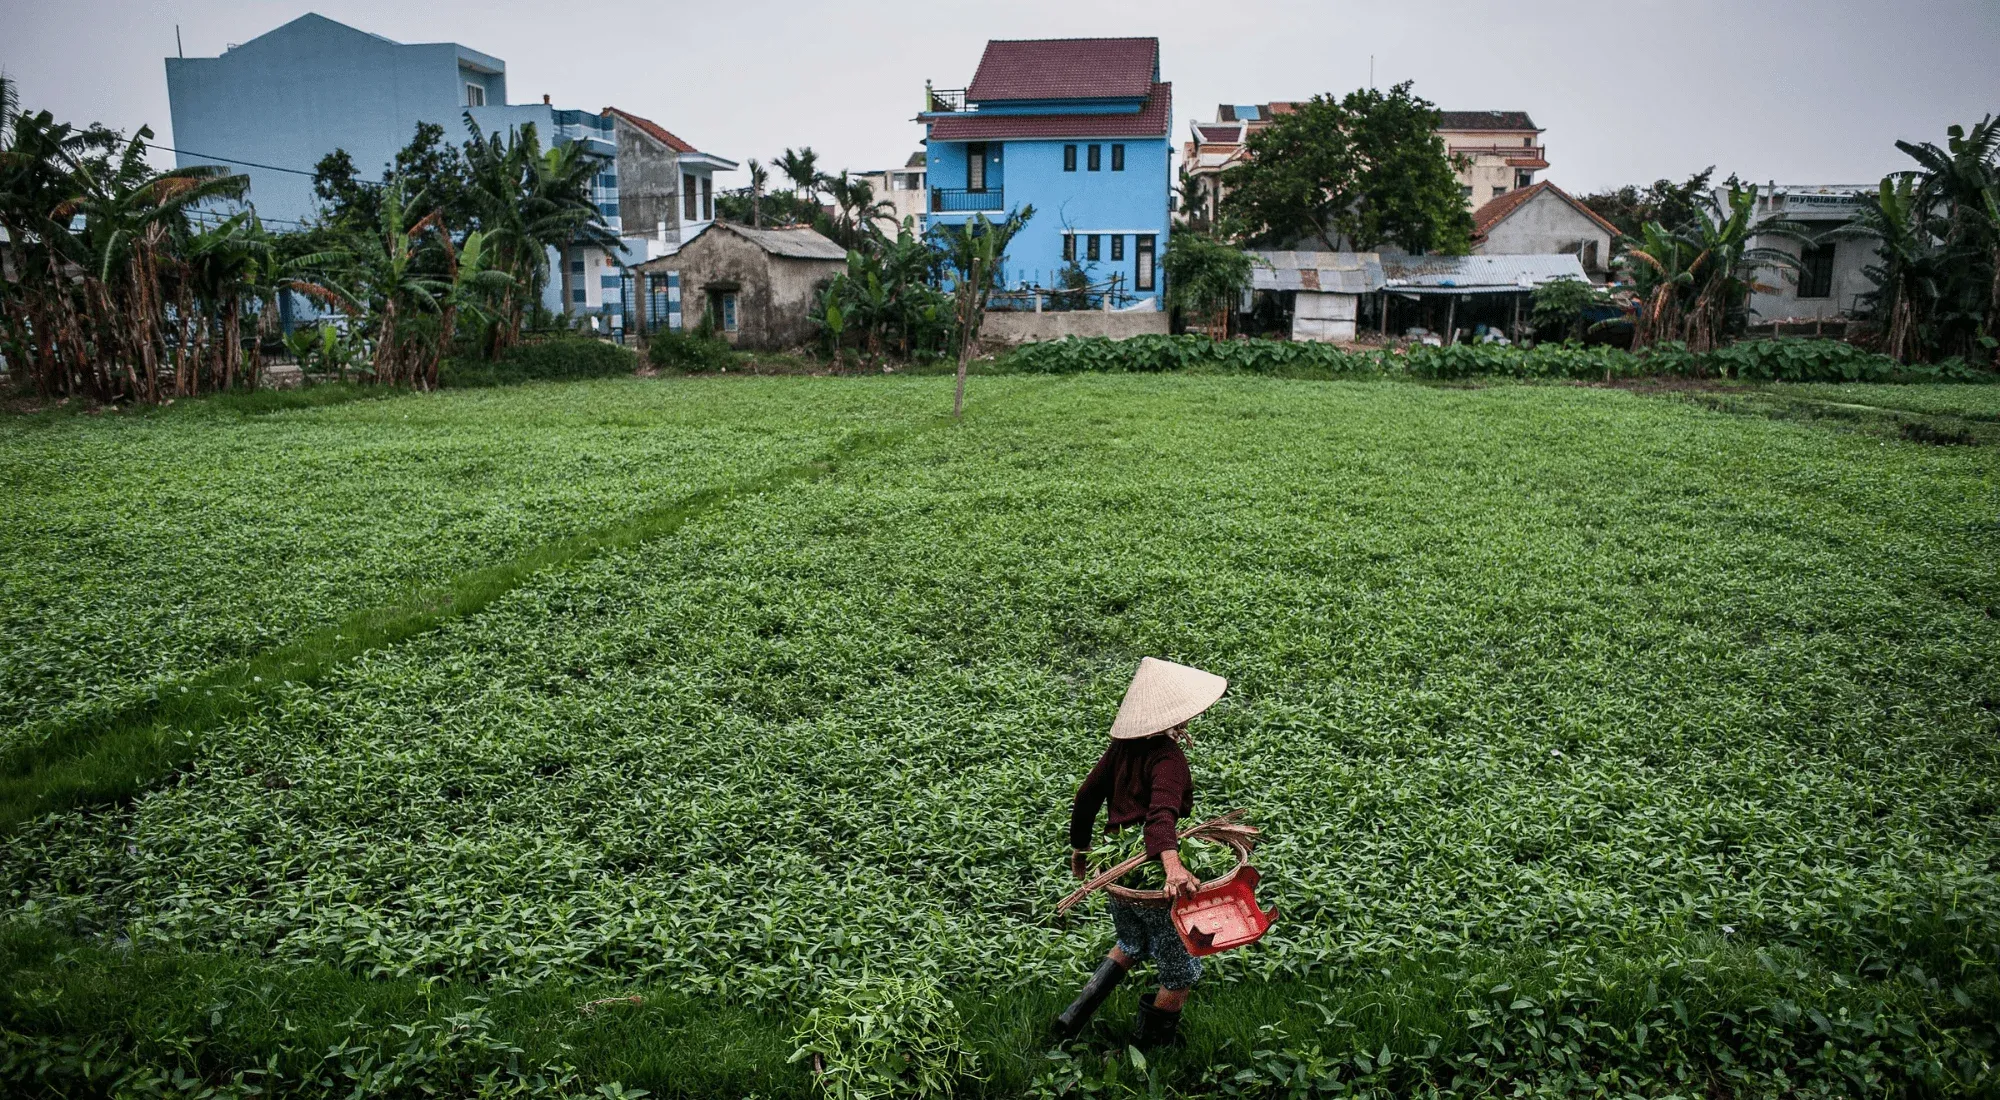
[{"xmin": 708, "ymin": 289, "xmax": 739, "ymax": 338}]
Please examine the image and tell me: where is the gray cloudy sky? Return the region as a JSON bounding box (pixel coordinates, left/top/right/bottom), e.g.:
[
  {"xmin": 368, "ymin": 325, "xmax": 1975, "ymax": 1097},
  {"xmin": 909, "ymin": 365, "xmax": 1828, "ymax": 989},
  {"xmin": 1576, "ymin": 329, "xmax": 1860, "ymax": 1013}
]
[{"xmin": 4, "ymin": 0, "xmax": 1998, "ymax": 193}]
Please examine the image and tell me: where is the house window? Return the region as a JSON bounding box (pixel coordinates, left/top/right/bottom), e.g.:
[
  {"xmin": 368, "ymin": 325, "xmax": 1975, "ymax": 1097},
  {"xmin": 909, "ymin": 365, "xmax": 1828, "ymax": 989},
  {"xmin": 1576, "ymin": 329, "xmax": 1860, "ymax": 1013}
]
[
  {"xmin": 1087, "ymin": 144, "xmax": 1101, "ymax": 171},
  {"xmin": 572, "ymin": 288, "xmax": 587, "ymax": 304},
  {"xmin": 702, "ymin": 176, "xmax": 713, "ymax": 220},
  {"xmin": 1515, "ymin": 170, "xmax": 1534, "ymax": 189},
  {"xmin": 684, "ymin": 174, "xmax": 697, "ymax": 220},
  {"xmin": 1136, "ymin": 234, "xmax": 1155, "ymax": 291},
  {"xmin": 716, "ymin": 291, "xmax": 738, "ymax": 333},
  {"xmin": 1086, "ymin": 234, "xmax": 1100, "ymax": 261},
  {"xmin": 465, "ymin": 83, "xmax": 485, "ymax": 107},
  {"xmin": 1062, "ymin": 233, "xmax": 1075, "ymax": 262},
  {"xmin": 1523, "ymin": 137, "xmax": 1534, "ymax": 147},
  {"xmin": 1063, "ymin": 144, "xmax": 1077, "ymax": 172},
  {"xmin": 1798, "ymin": 241, "xmax": 1837, "ymax": 299},
  {"xmin": 1111, "ymin": 234, "xmax": 1125, "ymax": 261},
  {"xmin": 967, "ymin": 143, "xmax": 987, "ymax": 191},
  {"xmin": 1111, "ymin": 144, "xmax": 1125, "ymax": 171},
  {"xmin": 1461, "ymin": 185, "xmax": 1473, "ymax": 200},
  {"xmin": 598, "ymin": 202, "xmax": 619, "ymax": 219},
  {"xmin": 599, "ymin": 172, "xmax": 617, "ymax": 189},
  {"xmin": 1493, "ymin": 186, "xmax": 1507, "ymax": 198}
]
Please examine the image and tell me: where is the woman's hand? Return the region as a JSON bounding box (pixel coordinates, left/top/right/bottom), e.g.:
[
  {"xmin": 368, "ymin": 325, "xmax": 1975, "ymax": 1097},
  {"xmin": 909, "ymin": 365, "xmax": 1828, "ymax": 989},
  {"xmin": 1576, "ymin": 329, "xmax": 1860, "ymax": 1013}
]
[
  {"xmin": 1161, "ymin": 850, "xmax": 1201, "ymax": 900},
  {"xmin": 1070, "ymin": 849, "xmax": 1091, "ymax": 881}
]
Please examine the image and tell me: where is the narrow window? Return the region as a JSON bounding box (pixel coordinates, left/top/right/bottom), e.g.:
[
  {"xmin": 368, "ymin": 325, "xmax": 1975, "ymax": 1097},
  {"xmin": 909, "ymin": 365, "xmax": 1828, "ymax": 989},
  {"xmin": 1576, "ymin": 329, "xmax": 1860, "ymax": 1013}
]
[
  {"xmin": 701, "ymin": 176, "xmax": 713, "ymax": 220},
  {"xmin": 1111, "ymin": 235, "xmax": 1125, "ymax": 261},
  {"xmin": 465, "ymin": 83, "xmax": 485, "ymax": 107},
  {"xmin": 684, "ymin": 174, "xmax": 697, "ymax": 220},
  {"xmin": 1111, "ymin": 144, "xmax": 1125, "ymax": 171},
  {"xmin": 1136, "ymin": 234, "xmax": 1155, "ymax": 291},
  {"xmin": 1087, "ymin": 144, "xmax": 1101, "ymax": 171},
  {"xmin": 1797, "ymin": 242, "xmax": 1836, "ymax": 298},
  {"xmin": 1086, "ymin": 234, "xmax": 1100, "ymax": 261},
  {"xmin": 1064, "ymin": 144, "xmax": 1077, "ymax": 172},
  {"xmin": 1523, "ymin": 137, "xmax": 1534, "ymax": 147},
  {"xmin": 720, "ymin": 292, "xmax": 738, "ymax": 333},
  {"xmin": 967, "ymin": 143, "xmax": 987, "ymax": 191}
]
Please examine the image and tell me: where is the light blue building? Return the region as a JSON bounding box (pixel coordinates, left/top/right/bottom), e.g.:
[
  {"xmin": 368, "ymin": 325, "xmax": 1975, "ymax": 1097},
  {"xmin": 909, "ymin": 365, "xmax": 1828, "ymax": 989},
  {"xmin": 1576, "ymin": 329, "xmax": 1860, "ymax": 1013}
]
[
  {"xmin": 165, "ymin": 13, "xmax": 735, "ymax": 325},
  {"xmin": 920, "ymin": 38, "xmax": 1172, "ymax": 308}
]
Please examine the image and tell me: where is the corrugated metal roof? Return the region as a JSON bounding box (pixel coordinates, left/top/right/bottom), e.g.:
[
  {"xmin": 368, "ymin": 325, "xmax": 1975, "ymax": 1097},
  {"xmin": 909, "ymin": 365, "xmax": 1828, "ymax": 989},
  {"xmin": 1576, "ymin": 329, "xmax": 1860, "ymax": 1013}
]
[
  {"xmin": 1247, "ymin": 251, "xmax": 1385, "ymax": 294},
  {"xmin": 1381, "ymin": 253, "xmax": 1588, "ymax": 293}
]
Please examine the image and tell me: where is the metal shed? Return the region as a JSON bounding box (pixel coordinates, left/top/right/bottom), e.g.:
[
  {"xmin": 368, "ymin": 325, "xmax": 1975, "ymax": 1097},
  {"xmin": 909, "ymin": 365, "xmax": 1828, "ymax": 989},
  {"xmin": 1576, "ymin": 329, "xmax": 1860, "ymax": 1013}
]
[
  {"xmin": 1377, "ymin": 253, "xmax": 1591, "ymax": 342},
  {"xmin": 1245, "ymin": 251, "xmax": 1386, "ymax": 342}
]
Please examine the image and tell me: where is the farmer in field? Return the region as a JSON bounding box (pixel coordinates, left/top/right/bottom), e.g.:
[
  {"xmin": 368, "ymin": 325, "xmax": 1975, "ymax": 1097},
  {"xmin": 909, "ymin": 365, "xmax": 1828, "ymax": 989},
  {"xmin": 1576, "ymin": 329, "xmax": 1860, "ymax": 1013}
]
[{"xmin": 1054, "ymin": 657, "xmax": 1229, "ymax": 1048}]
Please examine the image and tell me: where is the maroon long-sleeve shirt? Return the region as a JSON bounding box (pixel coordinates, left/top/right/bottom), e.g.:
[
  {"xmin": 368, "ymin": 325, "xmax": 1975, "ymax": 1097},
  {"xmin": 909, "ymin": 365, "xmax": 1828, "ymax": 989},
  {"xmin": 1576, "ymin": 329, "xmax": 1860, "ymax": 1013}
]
[{"xmin": 1068, "ymin": 736, "xmax": 1193, "ymax": 858}]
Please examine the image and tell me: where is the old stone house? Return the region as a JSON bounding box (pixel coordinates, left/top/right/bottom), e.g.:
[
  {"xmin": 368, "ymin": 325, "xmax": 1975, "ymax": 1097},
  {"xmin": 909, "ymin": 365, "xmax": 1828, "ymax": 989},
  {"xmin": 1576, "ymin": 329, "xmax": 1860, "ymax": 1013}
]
[{"xmin": 633, "ymin": 223, "xmax": 848, "ymax": 350}]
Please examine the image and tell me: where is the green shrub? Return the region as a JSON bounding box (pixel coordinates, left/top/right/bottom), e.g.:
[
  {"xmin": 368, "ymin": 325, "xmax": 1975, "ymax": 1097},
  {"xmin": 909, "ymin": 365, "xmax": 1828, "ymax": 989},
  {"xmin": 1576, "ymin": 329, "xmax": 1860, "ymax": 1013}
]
[
  {"xmin": 439, "ymin": 337, "xmax": 637, "ymax": 388},
  {"xmin": 647, "ymin": 330, "xmax": 736, "ymax": 373},
  {"xmin": 1001, "ymin": 335, "xmax": 1997, "ymax": 384},
  {"xmin": 790, "ymin": 972, "xmax": 979, "ymax": 1100}
]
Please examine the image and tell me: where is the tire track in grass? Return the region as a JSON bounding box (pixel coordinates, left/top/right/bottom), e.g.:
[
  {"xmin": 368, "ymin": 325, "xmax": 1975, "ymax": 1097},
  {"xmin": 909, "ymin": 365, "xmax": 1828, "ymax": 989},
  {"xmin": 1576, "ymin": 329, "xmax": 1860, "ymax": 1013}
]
[{"xmin": 0, "ymin": 421, "xmax": 945, "ymax": 833}]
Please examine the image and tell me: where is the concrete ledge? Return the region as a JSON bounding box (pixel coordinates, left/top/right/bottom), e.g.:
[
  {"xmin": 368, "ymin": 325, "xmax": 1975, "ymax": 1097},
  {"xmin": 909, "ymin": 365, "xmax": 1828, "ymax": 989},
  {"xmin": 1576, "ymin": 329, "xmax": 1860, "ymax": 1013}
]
[{"xmin": 982, "ymin": 310, "xmax": 1170, "ymax": 344}]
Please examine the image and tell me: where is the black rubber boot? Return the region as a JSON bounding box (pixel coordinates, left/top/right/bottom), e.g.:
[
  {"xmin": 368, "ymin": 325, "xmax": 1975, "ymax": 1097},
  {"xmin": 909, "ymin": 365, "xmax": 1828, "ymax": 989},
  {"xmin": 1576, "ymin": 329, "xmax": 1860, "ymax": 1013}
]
[
  {"xmin": 1052, "ymin": 956, "xmax": 1128, "ymax": 1041},
  {"xmin": 1135, "ymin": 991, "xmax": 1183, "ymax": 1049}
]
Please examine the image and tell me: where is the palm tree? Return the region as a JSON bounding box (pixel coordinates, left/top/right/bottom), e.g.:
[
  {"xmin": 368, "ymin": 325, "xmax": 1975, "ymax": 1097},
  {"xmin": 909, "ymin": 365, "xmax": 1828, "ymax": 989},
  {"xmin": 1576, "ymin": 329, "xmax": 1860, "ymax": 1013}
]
[
  {"xmin": 463, "ymin": 115, "xmax": 619, "ymax": 347},
  {"xmin": 776, "ymin": 147, "xmax": 820, "ymax": 208},
  {"xmin": 746, "ymin": 159, "xmax": 769, "ymax": 229},
  {"xmin": 824, "ymin": 171, "xmax": 894, "ymax": 249}
]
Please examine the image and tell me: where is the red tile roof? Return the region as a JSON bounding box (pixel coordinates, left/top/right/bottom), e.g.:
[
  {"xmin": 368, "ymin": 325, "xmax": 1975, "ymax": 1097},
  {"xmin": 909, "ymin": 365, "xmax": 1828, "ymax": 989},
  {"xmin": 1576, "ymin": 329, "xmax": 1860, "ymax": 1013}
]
[
  {"xmin": 602, "ymin": 106, "xmax": 697, "ymax": 153},
  {"xmin": 929, "ymin": 82, "xmax": 1172, "ymax": 141},
  {"xmin": 965, "ymin": 38, "xmax": 1158, "ymax": 102},
  {"xmin": 1439, "ymin": 110, "xmax": 1539, "ymax": 132},
  {"xmin": 1471, "ymin": 181, "xmax": 1620, "ymax": 241}
]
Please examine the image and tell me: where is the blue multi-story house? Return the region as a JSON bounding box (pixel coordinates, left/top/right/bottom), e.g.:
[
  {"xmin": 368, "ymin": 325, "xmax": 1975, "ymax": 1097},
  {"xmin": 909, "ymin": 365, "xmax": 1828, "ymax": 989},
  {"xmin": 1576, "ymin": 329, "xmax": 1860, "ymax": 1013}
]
[
  {"xmin": 165, "ymin": 13, "xmax": 734, "ymax": 325},
  {"xmin": 921, "ymin": 37, "xmax": 1172, "ymax": 308}
]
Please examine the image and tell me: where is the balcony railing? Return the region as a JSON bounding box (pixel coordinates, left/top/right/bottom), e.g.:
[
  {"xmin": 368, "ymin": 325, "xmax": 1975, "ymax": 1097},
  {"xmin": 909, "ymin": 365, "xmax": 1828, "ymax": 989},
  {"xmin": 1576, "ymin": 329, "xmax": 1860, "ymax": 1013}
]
[
  {"xmin": 925, "ymin": 86, "xmax": 968, "ymax": 113},
  {"xmin": 931, "ymin": 187, "xmax": 1004, "ymax": 213}
]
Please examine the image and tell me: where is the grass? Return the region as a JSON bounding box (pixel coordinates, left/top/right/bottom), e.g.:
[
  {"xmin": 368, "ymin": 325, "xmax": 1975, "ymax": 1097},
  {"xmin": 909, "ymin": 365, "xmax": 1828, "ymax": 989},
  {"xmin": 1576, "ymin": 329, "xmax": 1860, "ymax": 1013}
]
[
  {"xmin": 0, "ymin": 376, "xmax": 964, "ymax": 743},
  {"xmin": 3, "ymin": 374, "xmax": 1998, "ymax": 1096}
]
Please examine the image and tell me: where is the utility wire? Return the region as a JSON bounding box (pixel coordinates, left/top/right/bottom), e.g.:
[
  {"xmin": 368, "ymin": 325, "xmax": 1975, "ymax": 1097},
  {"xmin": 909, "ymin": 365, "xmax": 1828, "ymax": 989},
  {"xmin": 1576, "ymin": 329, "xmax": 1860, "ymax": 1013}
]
[{"xmin": 141, "ymin": 141, "xmax": 382, "ymax": 186}]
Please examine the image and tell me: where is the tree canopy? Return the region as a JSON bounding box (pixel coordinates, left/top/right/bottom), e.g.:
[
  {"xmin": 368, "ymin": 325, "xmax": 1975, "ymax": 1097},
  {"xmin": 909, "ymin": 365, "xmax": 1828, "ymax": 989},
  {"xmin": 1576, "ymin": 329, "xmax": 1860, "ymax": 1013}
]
[
  {"xmin": 1220, "ymin": 83, "xmax": 1471, "ymax": 254},
  {"xmin": 1581, "ymin": 168, "xmax": 1717, "ymax": 239}
]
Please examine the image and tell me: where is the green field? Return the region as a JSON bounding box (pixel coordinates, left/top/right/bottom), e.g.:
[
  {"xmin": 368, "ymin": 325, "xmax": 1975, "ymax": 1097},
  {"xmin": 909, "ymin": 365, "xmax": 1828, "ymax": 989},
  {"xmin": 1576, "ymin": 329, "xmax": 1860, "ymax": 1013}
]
[{"xmin": 4, "ymin": 374, "xmax": 1998, "ymax": 1098}]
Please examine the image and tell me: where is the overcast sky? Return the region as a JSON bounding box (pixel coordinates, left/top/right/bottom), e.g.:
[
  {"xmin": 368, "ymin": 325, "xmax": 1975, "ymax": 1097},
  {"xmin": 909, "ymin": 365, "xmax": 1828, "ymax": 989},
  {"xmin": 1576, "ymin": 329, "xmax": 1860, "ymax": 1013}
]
[{"xmin": 4, "ymin": 0, "xmax": 1997, "ymax": 194}]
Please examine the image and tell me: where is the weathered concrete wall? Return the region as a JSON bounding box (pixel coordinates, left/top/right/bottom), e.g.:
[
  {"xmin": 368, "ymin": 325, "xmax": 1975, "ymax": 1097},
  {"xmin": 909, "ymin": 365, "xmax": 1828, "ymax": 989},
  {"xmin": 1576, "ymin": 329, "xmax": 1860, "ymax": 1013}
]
[
  {"xmin": 1745, "ymin": 228, "xmax": 1877, "ymax": 321},
  {"xmin": 1476, "ymin": 191, "xmax": 1613, "ymax": 280},
  {"xmin": 651, "ymin": 228, "xmax": 841, "ymax": 350},
  {"xmin": 615, "ymin": 119, "xmax": 682, "ymax": 244},
  {"xmin": 981, "ymin": 310, "xmax": 1170, "ymax": 343}
]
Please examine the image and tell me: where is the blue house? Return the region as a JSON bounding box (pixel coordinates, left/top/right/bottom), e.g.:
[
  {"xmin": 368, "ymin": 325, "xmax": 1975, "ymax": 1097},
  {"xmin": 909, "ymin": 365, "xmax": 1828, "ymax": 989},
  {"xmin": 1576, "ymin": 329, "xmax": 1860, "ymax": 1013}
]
[
  {"xmin": 921, "ymin": 38, "xmax": 1172, "ymax": 308},
  {"xmin": 165, "ymin": 13, "xmax": 735, "ymax": 325}
]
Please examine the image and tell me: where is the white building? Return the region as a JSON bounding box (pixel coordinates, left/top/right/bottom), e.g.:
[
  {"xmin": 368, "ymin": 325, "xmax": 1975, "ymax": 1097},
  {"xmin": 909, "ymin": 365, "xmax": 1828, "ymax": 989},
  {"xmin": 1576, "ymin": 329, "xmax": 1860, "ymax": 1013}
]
[{"xmin": 1732, "ymin": 183, "xmax": 1877, "ymax": 322}]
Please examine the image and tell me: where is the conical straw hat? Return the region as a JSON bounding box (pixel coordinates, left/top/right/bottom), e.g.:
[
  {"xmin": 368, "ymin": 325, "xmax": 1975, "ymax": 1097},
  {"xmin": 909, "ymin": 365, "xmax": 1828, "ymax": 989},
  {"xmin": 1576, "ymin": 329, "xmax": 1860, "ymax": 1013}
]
[{"xmin": 1109, "ymin": 657, "xmax": 1228, "ymax": 740}]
